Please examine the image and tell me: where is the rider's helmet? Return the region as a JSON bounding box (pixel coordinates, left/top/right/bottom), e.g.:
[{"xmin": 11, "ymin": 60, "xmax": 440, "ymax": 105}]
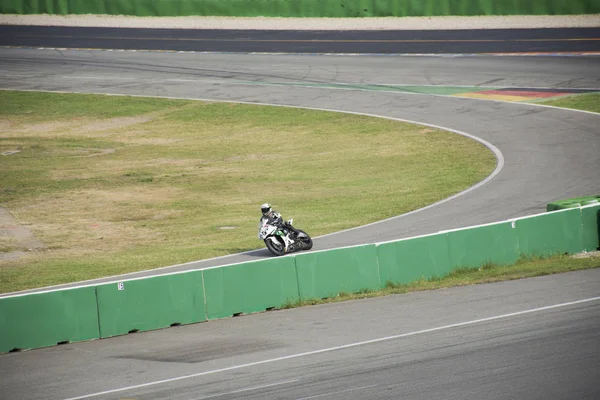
[{"xmin": 261, "ymin": 203, "xmax": 272, "ymax": 217}]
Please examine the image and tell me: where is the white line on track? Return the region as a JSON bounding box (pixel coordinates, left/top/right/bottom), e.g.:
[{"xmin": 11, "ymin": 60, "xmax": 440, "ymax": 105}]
[
  {"xmin": 3, "ymin": 45, "xmax": 600, "ymax": 57},
  {"xmin": 63, "ymin": 296, "xmax": 600, "ymax": 400}
]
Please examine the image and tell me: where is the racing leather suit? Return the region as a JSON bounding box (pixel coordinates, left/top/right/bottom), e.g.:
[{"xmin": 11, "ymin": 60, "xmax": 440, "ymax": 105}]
[{"xmin": 263, "ymin": 210, "xmax": 300, "ymax": 237}]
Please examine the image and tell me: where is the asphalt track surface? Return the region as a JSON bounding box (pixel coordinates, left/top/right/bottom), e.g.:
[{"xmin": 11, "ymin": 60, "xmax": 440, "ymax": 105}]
[
  {"xmin": 0, "ymin": 27, "xmax": 600, "ymax": 399},
  {"xmin": 1, "ymin": 269, "xmax": 599, "ymax": 399},
  {"xmin": 1, "ymin": 26, "xmax": 600, "ymax": 54}
]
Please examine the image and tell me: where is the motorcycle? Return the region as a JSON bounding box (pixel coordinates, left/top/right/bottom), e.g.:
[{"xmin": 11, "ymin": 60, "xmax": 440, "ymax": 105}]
[{"xmin": 258, "ymin": 217, "xmax": 313, "ymax": 256}]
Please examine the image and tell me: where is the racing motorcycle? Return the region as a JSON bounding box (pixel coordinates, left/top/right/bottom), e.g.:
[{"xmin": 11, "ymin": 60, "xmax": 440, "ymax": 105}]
[{"xmin": 258, "ymin": 217, "xmax": 313, "ymax": 256}]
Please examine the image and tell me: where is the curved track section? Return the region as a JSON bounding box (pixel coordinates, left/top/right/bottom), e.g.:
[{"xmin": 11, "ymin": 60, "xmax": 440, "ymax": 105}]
[
  {"xmin": 1, "ymin": 31, "xmax": 600, "ymax": 400},
  {"xmin": 0, "ymin": 49, "xmax": 598, "ymax": 289}
]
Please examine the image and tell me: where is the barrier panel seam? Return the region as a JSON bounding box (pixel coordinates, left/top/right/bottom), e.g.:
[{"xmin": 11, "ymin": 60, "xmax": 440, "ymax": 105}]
[
  {"xmin": 201, "ymin": 270, "xmax": 208, "ymax": 322},
  {"xmin": 375, "ymin": 252, "xmax": 382, "ymax": 288},
  {"xmin": 293, "ymin": 255, "xmax": 301, "ymax": 304},
  {"xmin": 94, "ymin": 286, "xmax": 101, "ymax": 340}
]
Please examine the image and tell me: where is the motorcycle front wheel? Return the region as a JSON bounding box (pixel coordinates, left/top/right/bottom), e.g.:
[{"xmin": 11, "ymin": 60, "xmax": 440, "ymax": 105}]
[{"xmin": 265, "ymin": 237, "xmax": 285, "ymax": 256}]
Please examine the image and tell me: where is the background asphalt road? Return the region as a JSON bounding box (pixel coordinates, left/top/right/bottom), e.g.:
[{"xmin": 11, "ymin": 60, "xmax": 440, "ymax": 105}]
[
  {"xmin": 0, "ymin": 48, "xmax": 598, "ymax": 293},
  {"xmin": 1, "ymin": 26, "xmax": 599, "ymax": 53},
  {"xmin": 1, "ymin": 269, "xmax": 598, "ymax": 399}
]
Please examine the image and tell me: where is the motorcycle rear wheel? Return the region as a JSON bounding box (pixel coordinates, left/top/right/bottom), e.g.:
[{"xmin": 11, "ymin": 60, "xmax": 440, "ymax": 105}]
[
  {"xmin": 297, "ymin": 230, "xmax": 313, "ymax": 250},
  {"xmin": 265, "ymin": 237, "xmax": 285, "ymax": 256}
]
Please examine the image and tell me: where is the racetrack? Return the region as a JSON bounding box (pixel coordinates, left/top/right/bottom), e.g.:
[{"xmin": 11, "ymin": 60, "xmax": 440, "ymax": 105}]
[
  {"xmin": 0, "ymin": 26, "xmax": 600, "ymax": 399},
  {"xmin": 0, "ymin": 47, "xmax": 599, "ymax": 292}
]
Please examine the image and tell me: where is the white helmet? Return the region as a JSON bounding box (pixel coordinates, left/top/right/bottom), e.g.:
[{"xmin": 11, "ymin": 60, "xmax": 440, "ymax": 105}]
[{"xmin": 261, "ymin": 203, "xmax": 272, "ymax": 216}]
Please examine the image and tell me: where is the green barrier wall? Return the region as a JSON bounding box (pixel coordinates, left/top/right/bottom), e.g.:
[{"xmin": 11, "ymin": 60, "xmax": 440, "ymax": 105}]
[
  {"xmin": 514, "ymin": 208, "xmax": 584, "ymax": 257},
  {"xmin": 202, "ymin": 256, "xmax": 298, "ymax": 320},
  {"xmin": 3, "ymin": 201, "xmax": 599, "ymax": 353},
  {"xmin": 96, "ymin": 271, "xmax": 205, "ymax": 338},
  {"xmin": 2, "ymin": 0, "xmax": 599, "ymax": 17},
  {"xmin": 446, "ymin": 221, "xmax": 520, "ymax": 268},
  {"xmin": 547, "ymin": 195, "xmax": 600, "ymax": 211},
  {"xmin": 295, "ymin": 244, "xmax": 380, "ymax": 300},
  {"xmin": 580, "ymin": 204, "xmax": 600, "ymax": 252},
  {"xmin": 376, "ymin": 233, "xmax": 452, "ymax": 286},
  {"xmin": 0, "ymin": 287, "xmax": 99, "ymax": 352}
]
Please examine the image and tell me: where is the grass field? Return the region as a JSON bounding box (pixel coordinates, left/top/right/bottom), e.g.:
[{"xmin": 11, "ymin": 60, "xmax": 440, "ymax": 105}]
[
  {"xmin": 0, "ymin": 90, "xmax": 496, "ymax": 292},
  {"xmin": 538, "ymin": 92, "xmax": 600, "ymax": 113}
]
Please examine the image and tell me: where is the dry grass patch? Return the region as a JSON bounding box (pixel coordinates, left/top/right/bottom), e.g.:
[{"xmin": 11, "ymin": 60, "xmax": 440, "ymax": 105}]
[
  {"xmin": 4, "ymin": 114, "xmax": 154, "ymax": 136},
  {"xmin": 9, "ymin": 186, "xmax": 186, "ymax": 256},
  {"xmin": 78, "ymin": 115, "xmax": 155, "ymax": 132},
  {"xmin": 0, "ymin": 237, "xmax": 19, "ymax": 253},
  {"xmin": 12, "ymin": 120, "xmax": 77, "ymax": 134}
]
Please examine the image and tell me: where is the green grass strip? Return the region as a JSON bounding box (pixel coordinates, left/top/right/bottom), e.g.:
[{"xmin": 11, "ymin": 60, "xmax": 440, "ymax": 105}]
[
  {"xmin": 281, "ymin": 253, "xmax": 600, "ymax": 308},
  {"xmin": 537, "ymin": 92, "xmax": 600, "ymax": 114}
]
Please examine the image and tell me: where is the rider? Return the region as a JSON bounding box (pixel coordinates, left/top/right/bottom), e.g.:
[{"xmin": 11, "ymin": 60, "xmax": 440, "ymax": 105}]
[{"xmin": 260, "ymin": 203, "xmax": 300, "ymax": 238}]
